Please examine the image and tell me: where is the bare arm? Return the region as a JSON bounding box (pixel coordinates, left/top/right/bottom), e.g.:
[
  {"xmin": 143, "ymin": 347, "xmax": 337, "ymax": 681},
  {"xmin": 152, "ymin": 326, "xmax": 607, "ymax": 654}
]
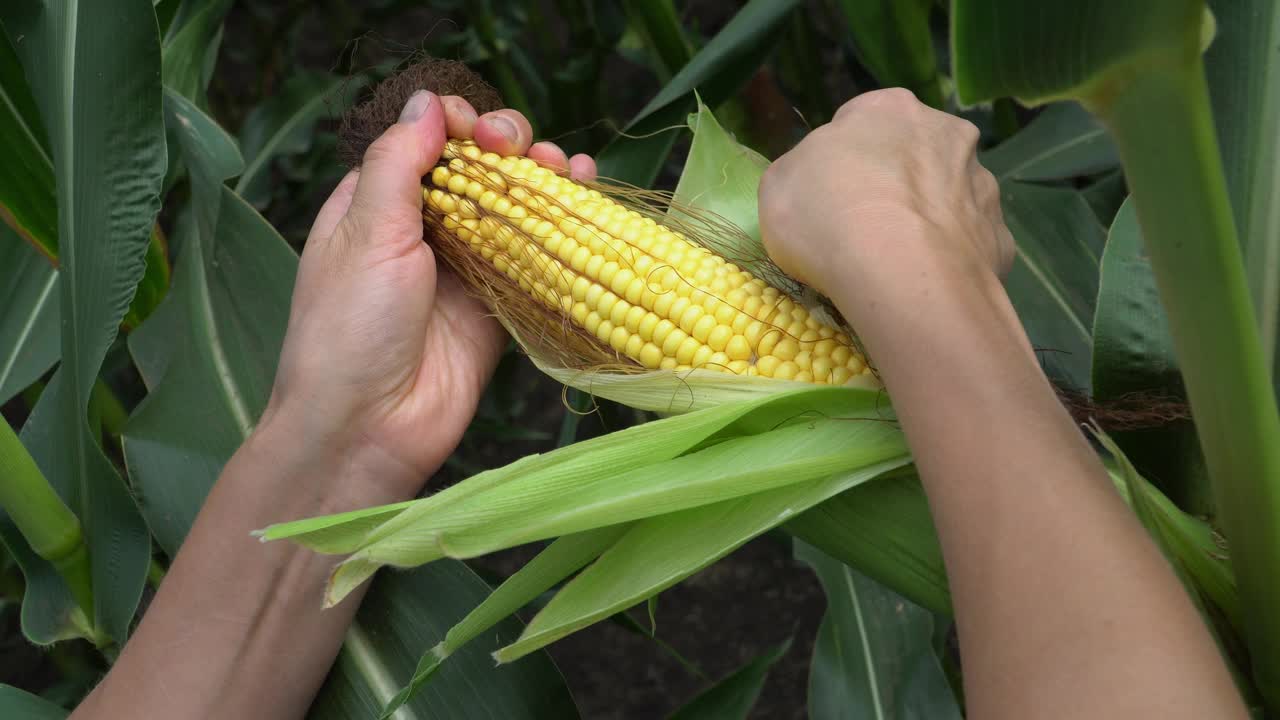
[
  {"xmin": 759, "ymin": 89, "xmax": 1246, "ymax": 719},
  {"xmin": 71, "ymin": 92, "xmax": 596, "ymax": 719}
]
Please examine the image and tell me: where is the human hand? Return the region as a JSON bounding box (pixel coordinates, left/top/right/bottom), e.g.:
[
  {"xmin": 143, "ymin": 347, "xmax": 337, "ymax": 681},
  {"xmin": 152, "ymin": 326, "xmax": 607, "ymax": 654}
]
[
  {"xmin": 262, "ymin": 90, "xmax": 597, "ymax": 508},
  {"xmin": 758, "ymin": 89, "xmax": 1013, "ymax": 316}
]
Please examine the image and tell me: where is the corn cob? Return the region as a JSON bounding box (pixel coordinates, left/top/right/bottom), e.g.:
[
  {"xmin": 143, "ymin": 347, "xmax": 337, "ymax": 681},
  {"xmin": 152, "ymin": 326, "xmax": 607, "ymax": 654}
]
[{"xmin": 423, "ymin": 140, "xmax": 871, "ymax": 384}]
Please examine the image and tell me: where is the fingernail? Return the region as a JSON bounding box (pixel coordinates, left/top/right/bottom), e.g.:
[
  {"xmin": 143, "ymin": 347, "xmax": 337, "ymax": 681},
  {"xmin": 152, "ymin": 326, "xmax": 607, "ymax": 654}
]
[
  {"xmin": 487, "ymin": 115, "xmax": 519, "ymax": 142},
  {"xmin": 399, "ymin": 90, "xmax": 432, "ymax": 123}
]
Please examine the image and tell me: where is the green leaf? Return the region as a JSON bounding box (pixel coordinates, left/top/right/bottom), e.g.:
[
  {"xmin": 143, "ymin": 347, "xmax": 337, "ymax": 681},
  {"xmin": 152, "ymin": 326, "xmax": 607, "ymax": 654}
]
[
  {"xmin": 1205, "ymin": 0, "xmax": 1280, "ymax": 393},
  {"xmin": 1000, "ymin": 182, "xmax": 1104, "ymax": 392},
  {"xmin": 378, "ymin": 527, "xmax": 627, "ymax": 718},
  {"xmin": 671, "ymin": 101, "xmax": 770, "ymax": 248},
  {"xmin": 0, "ymin": 225, "xmax": 58, "ymax": 405},
  {"xmin": 595, "ymin": 0, "xmax": 801, "ymax": 187},
  {"xmin": 786, "ymin": 471, "xmax": 950, "ymax": 617},
  {"xmin": 1091, "ymin": 198, "xmax": 1210, "ymax": 513},
  {"xmin": 622, "ymin": 0, "xmax": 693, "ymax": 81},
  {"xmin": 667, "ymin": 640, "xmax": 790, "ymax": 720},
  {"xmin": 124, "ymin": 96, "xmax": 576, "ymax": 717},
  {"xmin": 0, "ymin": 26, "xmax": 56, "ymax": 257},
  {"xmin": 235, "ymin": 71, "xmax": 365, "ymax": 208},
  {"xmin": 796, "ymin": 542, "xmax": 961, "ymax": 720},
  {"xmin": 310, "ymin": 561, "xmax": 579, "ymax": 720},
  {"xmin": 3, "ymin": 0, "xmax": 167, "ymax": 644},
  {"xmin": 161, "ymin": 0, "xmax": 233, "ymax": 104},
  {"xmin": 0, "ymin": 684, "xmax": 68, "ymax": 720},
  {"xmin": 978, "ymin": 102, "xmax": 1118, "ymax": 182},
  {"xmin": 952, "ymin": 2, "xmax": 1208, "ymax": 108},
  {"xmin": 834, "ymin": 0, "xmax": 944, "ymax": 108},
  {"xmin": 495, "ymin": 456, "xmax": 909, "ymax": 663}
]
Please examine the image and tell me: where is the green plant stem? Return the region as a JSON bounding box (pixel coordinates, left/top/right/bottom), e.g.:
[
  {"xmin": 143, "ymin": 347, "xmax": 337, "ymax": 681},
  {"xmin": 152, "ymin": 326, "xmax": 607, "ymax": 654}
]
[
  {"xmin": 622, "ymin": 0, "xmax": 694, "ymax": 81},
  {"xmin": 1098, "ymin": 56, "xmax": 1280, "ymax": 705},
  {"xmin": 0, "ymin": 418, "xmax": 93, "ymax": 617}
]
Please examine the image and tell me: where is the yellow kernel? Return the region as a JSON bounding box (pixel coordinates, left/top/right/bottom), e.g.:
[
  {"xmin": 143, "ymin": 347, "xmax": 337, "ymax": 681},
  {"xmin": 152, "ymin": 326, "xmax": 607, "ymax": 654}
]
[
  {"xmin": 447, "ymin": 174, "xmax": 468, "ymax": 194},
  {"xmin": 813, "ymin": 339, "xmax": 836, "ymax": 357},
  {"xmin": 831, "ymin": 367, "xmax": 853, "ymax": 385},
  {"xmin": 595, "ymin": 320, "xmax": 615, "ymax": 344},
  {"xmin": 675, "ymin": 336, "xmax": 700, "ymax": 365},
  {"xmin": 756, "ymin": 355, "xmax": 781, "ymax": 377},
  {"xmin": 773, "ymin": 337, "xmax": 800, "ymax": 361},
  {"xmin": 584, "ymin": 283, "xmax": 604, "ymax": 308},
  {"xmin": 625, "ymin": 333, "xmax": 644, "ymax": 358},
  {"xmin": 638, "ymin": 313, "xmax": 660, "ymax": 342},
  {"xmin": 584, "ymin": 312, "xmax": 602, "ymax": 335},
  {"xmin": 669, "ymin": 296, "xmax": 691, "ymax": 322},
  {"xmin": 831, "ymin": 346, "xmax": 853, "ymax": 365},
  {"xmin": 726, "ymin": 359, "xmax": 751, "ymax": 375},
  {"xmin": 611, "ymin": 268, "xmax": 636, "ymax": 297},
  {"xmin": 725, "ymin": 334, "xmax": 751, "ymax": 361},
  {"xmin": 598, "ymin": 291, "xmax": 619, "ymax": 319},
  {"xmin": 599, "ymin": 261, "xmax": 619, "ymax": 289},
  {"xmin": 662, "ymin": 329, "xmax": 689, "ymax": 358},
  {"xmin": 659, "ymin": 356, "xmax": 678, "ymax": 370},
  {"xmin": 707, "ymin": 324, "xmax": 733, "ymax": 352},
  {"xmin": 708, "ymin": 351, "xmax": 731, "ymax": 368},
  {"xmin": 714, "ymin": 303, "xmax": 737, "ymax": 326},
  {"xmin": 731, "ymin": 313, "xmax": 751, "ymax": 334},
  {"xmin": 800, "ymin": 329, "xmax": 820, "ymax": 344},
  {"xmin": 652, "ymin": 319, "xmax": 676, "ymax": 347},
  {"xmin": 623, "ymin": 276, "xmax": 645, "ymax": 304},
  {"xmin": 569, "ymin": 246, "xmax": 591, "ymax": 272},
  {"xmin": 625, "ymin": 305, "xmax": 647, "ymax": 332},
  {"xmin": 774, "ymin": 361, "xmax": 799, "ymax": 381},
  {"xmin": 794, "ymin": 370, "xmax": 814, "ymax": 383},
  {"xmin": 691, "ymin": 344, "xmax": 714, "ymax": 367},
  {"xmin": 571, "ymin": 276, "xmax": 591, "ymax": 301},
  {"xmin": 609, "ymin": 298, "xmax": 630, "ymax": 326},
  {"xmin": 639, "ymin": 343, "xmax": 663, "ymax": 369},
  {"xmin": 757, "ymin": 328, "xmax": 780, "ymax": 357},
  {"xmin": 585, "ymin": 254, "xmax": 605, "ymax": 279},
  {"xmin": 794, "ymin": 351, "xmax": 812, "ymax": 371},
  {"xmin": 678, "ymin": 305, "xmax": 705, "ymax": 334},
  {"xmin": 653, "ymin": 291, "xmax": 675, "ymax": 318},
  {"xmin": 811, "ymin": 357, "xmax": 833, "ymax": 382}
]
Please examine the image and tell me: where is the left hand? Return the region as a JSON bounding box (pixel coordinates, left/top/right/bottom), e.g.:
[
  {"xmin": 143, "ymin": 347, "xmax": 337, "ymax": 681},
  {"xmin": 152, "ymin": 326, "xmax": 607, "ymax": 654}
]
[{"xmin": 263, "ymin": 90, "xmax": 597, "ymax": 508}]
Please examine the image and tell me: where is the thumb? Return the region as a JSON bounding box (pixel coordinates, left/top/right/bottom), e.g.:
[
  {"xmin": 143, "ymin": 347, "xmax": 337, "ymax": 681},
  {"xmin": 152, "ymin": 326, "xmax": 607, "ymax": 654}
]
[{"xmin": 339, "ymin": 90, "xmax": 447, "ymax": 252}]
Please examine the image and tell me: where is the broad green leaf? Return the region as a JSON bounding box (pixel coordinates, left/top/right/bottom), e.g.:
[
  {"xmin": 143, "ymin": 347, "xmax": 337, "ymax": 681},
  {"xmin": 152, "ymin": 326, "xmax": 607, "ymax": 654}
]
[
  {"xmin": 952, "ymin": 2, "xmax": 1208, "ymax": 108},
  {"xmin": 0, "ymin": 685, "xmax": 68, "ymax": 720},
  {"xmin": 667, "ymin": 640, "xmax": 790, "ymax": 720},
  {"xmin": 834, "ymin": 0, "xmax": 944, "ymax": 108},
  {"xmin": 161, "ymin": 0, "xmax": 233, "ymax": 104},
  {"xmin": 236, "ymin": 71, "xmax": 364, "ymax": 208},
  {"xmin": 378, "ymin": 527, "xmax": 628, "ymax": 718},
  {"xmin": 3, "ymin": 0, "xmax": 166, "ymax": 644},
  {"xmin": 1205, "ymin": 0, "xmax": 1280, "ymax": 392},
  {"xmin": 124, "ymin": 96, "xmax": 575, "ymax": 718},
  {"xmin": 621, "ymin": 0, "xmax": 693, "ymax": 81},
  {"xmin": 0, "ymin": 27, "xmax": 56, "ymax": 257},
  {"xmin": 123, "ymin": 93, "xmax": 259, "ymax": 555},
  {"xmin": 311, "ymin": 561, "xmax": 579, "ymax": 720},
  {"xmin": 495, "ymin": 456, "xmax": 910, "ymax": 663},
  {"xmin": 978, "ymin": 102, "xmax": 1118, "ymax": 182},
  {"xmin": 595, "ymin": 0, "xmax": 801, "ymax": 187},
  {"xmin": 786, "ymin": 471, "xmax": 950, "ymax": 617},
  {"xmin": 1000, "ymin": 182, "xmax": 1104, "ymax": 392},
  {"xmin": 0, "ymin": 226, "xmax": 58, "ymax": 405},
  {"xmin": 1092, "ymin": 199, "xmax": 1210, "ymax": 513},
  {"xmin": 797, "ymin": 542, "xmax": 961, "ymax": 720}
]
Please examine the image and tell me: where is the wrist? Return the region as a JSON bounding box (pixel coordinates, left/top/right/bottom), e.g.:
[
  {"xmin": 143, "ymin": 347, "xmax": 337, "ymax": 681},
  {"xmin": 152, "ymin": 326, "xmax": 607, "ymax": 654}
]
[{"xmin": 242, "ymin": 404, "xmax": 428, "ymax": 516}]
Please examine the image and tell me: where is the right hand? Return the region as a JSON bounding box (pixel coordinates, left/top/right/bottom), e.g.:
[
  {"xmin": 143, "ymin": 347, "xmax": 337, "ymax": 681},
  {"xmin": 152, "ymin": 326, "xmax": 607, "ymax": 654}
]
[{"xmin": 758, "ymin": 88, "xmax": 1014, "ymax": 312}]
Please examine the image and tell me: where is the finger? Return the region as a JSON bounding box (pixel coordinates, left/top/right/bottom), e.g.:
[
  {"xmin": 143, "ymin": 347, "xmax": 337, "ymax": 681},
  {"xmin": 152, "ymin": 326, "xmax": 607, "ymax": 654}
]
[
  {"xmin": 568, "ymin": 153, "xmax": 597, "ymax": 181},
  {"xmin": 307, "ymin": 170, "xmax": 360, "ymax": 245},
  {"xmin": 473, "ymin": 109, "xmax": 534, "ymax": 156},
  {"xmin": 441, "ymin": 95, "xmax": 479, "ymax": 139},
  {"xmin": 527, "ymin": 141, "xmax": 570, "ymax": 173},
  {"xmin": 342, "ymin": 90, "xmax": 447, "ymax": 248}
]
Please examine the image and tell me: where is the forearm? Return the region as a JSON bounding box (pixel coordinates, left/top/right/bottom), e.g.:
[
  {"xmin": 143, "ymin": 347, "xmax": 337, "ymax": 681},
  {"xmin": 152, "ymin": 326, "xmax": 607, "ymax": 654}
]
[
  {"xmin": 832, "ymin": 257, "xmax": 1245, "ymax": 718},
  {"xmin": 72, "ymin": 415, "xmax": 412, "ymax": 720}
]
